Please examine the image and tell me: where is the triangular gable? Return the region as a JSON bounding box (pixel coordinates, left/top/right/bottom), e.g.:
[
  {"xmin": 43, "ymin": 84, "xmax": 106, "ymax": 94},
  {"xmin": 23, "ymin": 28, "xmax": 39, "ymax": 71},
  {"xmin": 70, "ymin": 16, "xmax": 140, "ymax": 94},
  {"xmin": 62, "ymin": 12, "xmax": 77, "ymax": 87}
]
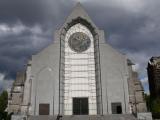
[{"xmin": 62, "ymin": 2, "xmax": 97, "ymax": 29}]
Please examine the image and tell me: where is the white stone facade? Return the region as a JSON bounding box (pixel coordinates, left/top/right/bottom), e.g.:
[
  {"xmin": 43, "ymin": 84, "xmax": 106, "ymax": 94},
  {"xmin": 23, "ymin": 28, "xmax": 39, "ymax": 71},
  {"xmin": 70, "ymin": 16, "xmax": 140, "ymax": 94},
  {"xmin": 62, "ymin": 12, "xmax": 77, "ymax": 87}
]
[
  {"xmin": 7, "ymin": 3, "xmax": 147, "ymax": 117},
  {"xmin": 64, "ymin": 23, "xmax": 97, "ymax": 115}
]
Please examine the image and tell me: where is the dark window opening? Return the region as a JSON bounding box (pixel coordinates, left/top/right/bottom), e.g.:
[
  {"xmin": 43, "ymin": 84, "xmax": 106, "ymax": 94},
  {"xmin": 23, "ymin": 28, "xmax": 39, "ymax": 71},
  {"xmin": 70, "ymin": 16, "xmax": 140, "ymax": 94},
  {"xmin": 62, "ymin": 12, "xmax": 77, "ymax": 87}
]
[
  {"xmin": 73, "ymin": 97, "xmax": 89, "ymax": 115},
  {"xmin": 111, "ymin": 102, "xmax": 122, "ymax": 114},
  {"xmin": 39, "ymin": 103, "xmax": 50, "ymax": 115}
]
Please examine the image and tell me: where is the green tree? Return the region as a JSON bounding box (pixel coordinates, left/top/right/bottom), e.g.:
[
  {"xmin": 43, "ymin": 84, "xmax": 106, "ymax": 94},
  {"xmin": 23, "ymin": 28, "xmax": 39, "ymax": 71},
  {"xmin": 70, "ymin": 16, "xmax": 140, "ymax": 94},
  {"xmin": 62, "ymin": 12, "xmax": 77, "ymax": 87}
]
[
  {"xmin": 0, "ymin": 91, "xmax": 8, "ymax": 112},
  {"xmin": 152, "ymin": 98, "xmax": 160, "ymax": 113},
  {"xmin": 144, "ymin": 94, "xmax": 160, "ymax": 118},
  {"xmin": 144, "ymin": 94, "xmax": 151, "ymax": 111},
  {"xmin": 0, "ymin": 90, "xmax": 8, "ymax": 120},
  {"xmin": 151, "ymin": 97, "xmax": 160, "ymax": 118}
]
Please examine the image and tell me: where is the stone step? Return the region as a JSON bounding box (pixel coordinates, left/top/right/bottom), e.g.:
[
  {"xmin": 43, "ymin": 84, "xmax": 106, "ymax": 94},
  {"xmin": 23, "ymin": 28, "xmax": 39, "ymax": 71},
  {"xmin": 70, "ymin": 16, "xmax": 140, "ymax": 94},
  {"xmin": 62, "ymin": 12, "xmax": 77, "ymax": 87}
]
[{"xmin": 28, "ymin": 114, "xmax": 138, "ymax": 120}]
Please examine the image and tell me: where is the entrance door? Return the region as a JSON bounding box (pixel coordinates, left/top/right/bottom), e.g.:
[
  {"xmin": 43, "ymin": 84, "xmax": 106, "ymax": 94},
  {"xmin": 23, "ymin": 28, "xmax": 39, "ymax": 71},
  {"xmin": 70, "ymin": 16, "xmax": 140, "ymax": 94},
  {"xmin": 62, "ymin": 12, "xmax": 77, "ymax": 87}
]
[
  {"xmin": 73, "ymin": 97, "xmax": 89, "ymax": 115},
  {"xmin": 39, "ymin": 104, "xmax": 49, "ymax": 115},
  {"xmin": 111, "ymin": 102, "xmax": 122, "ymax": 114}
]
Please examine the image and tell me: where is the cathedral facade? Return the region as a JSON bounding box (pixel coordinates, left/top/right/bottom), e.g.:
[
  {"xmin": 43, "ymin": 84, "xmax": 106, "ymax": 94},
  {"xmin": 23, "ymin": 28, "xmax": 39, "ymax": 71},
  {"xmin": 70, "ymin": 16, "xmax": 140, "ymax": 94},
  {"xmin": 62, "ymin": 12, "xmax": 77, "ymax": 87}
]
[{"xmin": 8, "ymin": 3, "xmax": 147, "ymax": 117}]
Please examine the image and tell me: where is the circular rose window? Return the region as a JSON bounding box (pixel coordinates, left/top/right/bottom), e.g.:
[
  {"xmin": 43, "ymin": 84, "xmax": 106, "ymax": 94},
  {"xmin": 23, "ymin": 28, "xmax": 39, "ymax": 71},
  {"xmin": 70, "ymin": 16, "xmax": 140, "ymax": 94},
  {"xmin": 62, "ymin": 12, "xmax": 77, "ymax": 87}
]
[{"xmin": 68, "ymin": 32, "xmax": 91, "ymax": 53}]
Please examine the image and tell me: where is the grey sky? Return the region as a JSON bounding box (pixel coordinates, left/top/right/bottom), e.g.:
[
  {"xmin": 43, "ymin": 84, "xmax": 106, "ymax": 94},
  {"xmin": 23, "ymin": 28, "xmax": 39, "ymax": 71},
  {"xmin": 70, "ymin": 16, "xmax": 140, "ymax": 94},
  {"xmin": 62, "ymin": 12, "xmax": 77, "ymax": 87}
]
[{"xmin": 0, "ymin": 0, "xmax": 159, "ymax": 93}]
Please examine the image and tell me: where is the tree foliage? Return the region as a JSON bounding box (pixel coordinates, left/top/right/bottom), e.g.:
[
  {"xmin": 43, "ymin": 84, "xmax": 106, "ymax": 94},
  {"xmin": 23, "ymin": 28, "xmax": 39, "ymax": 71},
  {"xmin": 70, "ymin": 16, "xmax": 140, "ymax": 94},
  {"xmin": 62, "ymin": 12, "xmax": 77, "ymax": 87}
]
[
  {"xmin": 0, "ymin": 91, "xmax": 8, "ymax": 113},
  {"xmin": 144, "ymin": 94, "xmax": 151, "ymax": 111},
  {"xmin": 145, "ymin": 94, "xmax": 160, "ymax": 118},
  {"xmin": 151, "ymin": 98, "xmax": 160, "ymax": 113},
  {"xmin": 0, "ymin": 90, "xmax": 11, "ymax": 120}
]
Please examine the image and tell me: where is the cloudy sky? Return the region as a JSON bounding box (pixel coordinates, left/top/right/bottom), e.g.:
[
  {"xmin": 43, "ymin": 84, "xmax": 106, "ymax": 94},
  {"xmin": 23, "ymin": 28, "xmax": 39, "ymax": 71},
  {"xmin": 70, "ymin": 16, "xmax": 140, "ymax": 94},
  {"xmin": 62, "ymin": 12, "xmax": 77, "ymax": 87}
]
[{"xmin": 0, "ymin": 0, "xmax": 159, "ymax": 93}]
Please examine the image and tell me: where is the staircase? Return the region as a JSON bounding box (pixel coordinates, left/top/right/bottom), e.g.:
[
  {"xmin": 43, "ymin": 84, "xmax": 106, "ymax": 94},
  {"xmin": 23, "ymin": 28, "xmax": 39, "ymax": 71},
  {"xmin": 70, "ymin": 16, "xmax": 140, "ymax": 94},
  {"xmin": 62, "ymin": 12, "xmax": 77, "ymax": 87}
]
[{"xmin": 28, "ymin": 114, "xmax": 138, "ymax": 120}]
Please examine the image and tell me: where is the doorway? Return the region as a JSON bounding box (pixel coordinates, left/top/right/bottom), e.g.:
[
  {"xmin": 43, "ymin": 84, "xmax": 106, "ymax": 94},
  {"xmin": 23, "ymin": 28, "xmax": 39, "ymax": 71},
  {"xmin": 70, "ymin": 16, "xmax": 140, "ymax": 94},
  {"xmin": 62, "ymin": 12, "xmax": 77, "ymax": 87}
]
[
  {"xmin": 39, "ymin": 103, "xmax": 49, "ymax": 115},
  {"xmin": 111, "ymin": 102, "xmax": 122, "ymax": 114},
  {"xmin": 73, "ymin": 97, "xmax": 89, "ymax": 115}
]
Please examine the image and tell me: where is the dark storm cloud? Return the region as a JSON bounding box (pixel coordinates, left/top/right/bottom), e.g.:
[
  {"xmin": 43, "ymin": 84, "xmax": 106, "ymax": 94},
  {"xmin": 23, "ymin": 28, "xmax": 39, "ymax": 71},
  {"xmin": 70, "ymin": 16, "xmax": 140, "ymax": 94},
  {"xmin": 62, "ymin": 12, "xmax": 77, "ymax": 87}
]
[
  {"xmin": 0, "ymin": 0, "xmax": 73, "ymax": 79},
  {"xmin": 0, "ymin": 0, "xmax": 160, "ymax": 92},
  {"xmin": 0, "ymin": 0, "xmax": 54, "ymax": 26},
  {"xmin": 82, "ymin": 0, "xmax": 160, "ymax": 92},
  {"xmin": 84, "ymin": 1, "xmax": 160, "ymax": 72},
  {"xmin": 85, "ymin": 3, "xmax": 160, "ymax": 55},
  {"xmin": 0, "ymin": 0, "xmax": 43, "ymax": 24},
  {"xmin": 0, "ymin": 0, "xmax": 75, "ymax": 28}
]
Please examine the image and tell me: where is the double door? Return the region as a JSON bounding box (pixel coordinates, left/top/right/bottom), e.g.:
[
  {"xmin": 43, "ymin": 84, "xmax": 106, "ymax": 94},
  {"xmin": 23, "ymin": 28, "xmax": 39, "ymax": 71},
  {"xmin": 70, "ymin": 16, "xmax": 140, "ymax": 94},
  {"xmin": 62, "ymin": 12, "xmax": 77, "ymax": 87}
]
[{"xmin": 73, "ymin": 97, "xmax": 89, "ymax": 115}]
